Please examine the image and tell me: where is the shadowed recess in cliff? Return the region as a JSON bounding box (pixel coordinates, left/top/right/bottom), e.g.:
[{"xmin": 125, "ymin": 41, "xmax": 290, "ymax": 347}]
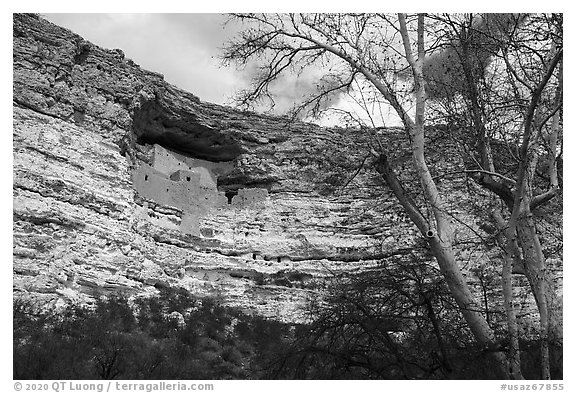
[{"xmin": 132, "ymin": 98, "xmax": 242, "ymax": 162}]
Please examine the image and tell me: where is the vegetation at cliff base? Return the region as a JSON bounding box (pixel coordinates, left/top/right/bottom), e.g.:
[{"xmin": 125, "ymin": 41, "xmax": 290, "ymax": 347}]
[
  {"xmin": 14, "ymin": 281, "xmax": 561, "ymax": 380},
  {"xmin": 14, "ymin": 289, "xmax": 288, "ymax": 380}
]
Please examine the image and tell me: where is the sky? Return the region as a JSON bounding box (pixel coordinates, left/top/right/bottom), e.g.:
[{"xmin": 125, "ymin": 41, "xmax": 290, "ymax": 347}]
[
  {"xmin": 41, "ymin": 13, "xmax": 402, "ymax": 126},
  {"xmin": 41, "ymin": 14, "xmax": 347, "ymax": 118}
]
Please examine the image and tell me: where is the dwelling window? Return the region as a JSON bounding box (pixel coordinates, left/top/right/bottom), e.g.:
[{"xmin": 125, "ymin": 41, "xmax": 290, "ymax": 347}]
[
  {"xmin": 186, "ymin": 176, "xmax": 191, "ymax": 182},
  {"xmin": 144, "ymin": 174, "xmax": 148, "ymax": 181},
  {"xmin": 252, "ymin": 253, "xmax": 257, "ymax": 260},
  {"xmin": 277, "ymin": 257, "xmax": 281, "ymax": 263},
  {"xmin": 166, "ymin": 188, "xmax": 169, "ymax": 192},
  {"xmin": 225, "ymin": 190, "xmax": 238, "ymax": 205}
]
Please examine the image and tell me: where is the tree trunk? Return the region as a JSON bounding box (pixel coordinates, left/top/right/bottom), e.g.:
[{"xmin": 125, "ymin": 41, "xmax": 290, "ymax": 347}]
[
  {"xmin": 423, "ymin": 294, "xmax": 453, "ymax": 376},
  {"xmin": 502, "ymin": 250, "xmax": 524, "ymax": 379},
  {"xmin": 494, "ymin": 209, "xmax": 524, "ymax": 380},
  {"xmin": 514, "ymin": 198, "xmax": 551, "ymax": 379},
  {"xmin": 392, "ymin": 13, "xmax": 512, "ymax": 379}
]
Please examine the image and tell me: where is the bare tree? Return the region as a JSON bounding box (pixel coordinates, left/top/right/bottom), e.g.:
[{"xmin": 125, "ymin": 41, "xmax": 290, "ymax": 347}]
[
  {"xmin": 269, "ymin": 255, "xmax": 477, "ymax": 379},
  {"xmin": 421, "ymin": 13, "xmax": 562, "ymax": 379},
  {"xmin": 222, "ymin": 13, "xmax": 562, "ymax": 379}
]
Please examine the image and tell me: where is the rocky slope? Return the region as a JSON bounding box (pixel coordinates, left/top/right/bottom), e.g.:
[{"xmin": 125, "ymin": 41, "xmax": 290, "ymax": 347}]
[{"xmin": 12, "ymin": 14, "xmax": 561, "ymax": 328}]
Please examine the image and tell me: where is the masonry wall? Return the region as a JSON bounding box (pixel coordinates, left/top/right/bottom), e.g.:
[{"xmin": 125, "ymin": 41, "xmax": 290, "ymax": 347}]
[
  {"xmin": 134, "ymin": 164, "xmax": 195, "ymax": 210},
  {"xmin": 133, "ymin": 145, "xmax": 270, "ymax": 236},
  {"xmin": 153, "ymin": 144, "xmax": 234, "ymax": 189},
  {"xmin": 170, "ymin": 170, "xmax": 200, "ymax": 183}
]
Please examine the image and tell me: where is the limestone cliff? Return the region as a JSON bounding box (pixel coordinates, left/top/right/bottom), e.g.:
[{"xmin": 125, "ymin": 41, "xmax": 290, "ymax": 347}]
[
  {"xmin": 12, "ymin": 14, "xmax": 561, "ymax": 328},
  {"xmin": 13, "ymin": 13, "xmax": 400, "ymax": 320}
]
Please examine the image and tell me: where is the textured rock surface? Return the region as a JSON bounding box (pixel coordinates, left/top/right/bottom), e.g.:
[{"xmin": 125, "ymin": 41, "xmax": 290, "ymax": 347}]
[
  {"xmin": 13, "ymin": 13, "xmax": 395, "ymax": 321},
  {"xmin": 12, "ymin": 14, "xmax": 561, "ymax": 329}
]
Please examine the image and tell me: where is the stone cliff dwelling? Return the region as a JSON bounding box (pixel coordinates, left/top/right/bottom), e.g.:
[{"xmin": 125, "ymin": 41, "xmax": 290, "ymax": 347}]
[{"xmin": 133, "ymin": 144, "xmax": 268, "ymax": 235}]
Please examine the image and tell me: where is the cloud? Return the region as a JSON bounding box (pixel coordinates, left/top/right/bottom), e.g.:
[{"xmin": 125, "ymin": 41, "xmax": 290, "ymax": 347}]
[{"xmin": 40, "ymin": 13, "xmax": 398, "ymax": 125}]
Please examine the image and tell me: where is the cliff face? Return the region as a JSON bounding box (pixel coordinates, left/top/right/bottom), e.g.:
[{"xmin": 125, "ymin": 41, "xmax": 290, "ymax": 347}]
[
  {"xmin": 12, "ymin": 14, "xmax": 561, "ymax": 329},
  {"xmin": 13, "ymin": 14, "xmax": 414, "ymax": 320}
]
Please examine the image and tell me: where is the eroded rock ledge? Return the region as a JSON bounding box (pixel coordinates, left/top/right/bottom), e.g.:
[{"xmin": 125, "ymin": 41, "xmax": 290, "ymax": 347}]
[
  {"xmin": 12, "ymin": 14, "xmax": 561, "ymax": 330},
  {"xmin": 13, "ymin": 13, "xmax": 403, "ymax": 321}
]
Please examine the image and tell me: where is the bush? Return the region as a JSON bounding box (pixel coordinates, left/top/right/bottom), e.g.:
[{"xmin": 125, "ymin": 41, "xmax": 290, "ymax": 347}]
[
  {"xmin": 16, "ymin": 280, "xmax": 559, "ymax": 379},
  {"xmin": 261, "ymin": 258, "xmax": 563, "ymax": 380},
  {"xmin": 13, "ymin": 288, "xmax": 293, "ymax": 379}
]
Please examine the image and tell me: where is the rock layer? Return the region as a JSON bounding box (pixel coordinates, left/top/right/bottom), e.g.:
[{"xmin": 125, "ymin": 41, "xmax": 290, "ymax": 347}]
[
  {"xmin": 12, "ymin": 14, "xmax": 561, "ymax": 330},
  {"xmin": 13, "ymin": 14, "xmax": 397, "ymax": 321}
]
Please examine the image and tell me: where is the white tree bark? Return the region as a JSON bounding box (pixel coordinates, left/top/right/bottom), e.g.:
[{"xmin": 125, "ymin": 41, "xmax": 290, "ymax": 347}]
[{"xmin": 397, "ymin": 13, "xmax": 511, "ymax": 378}]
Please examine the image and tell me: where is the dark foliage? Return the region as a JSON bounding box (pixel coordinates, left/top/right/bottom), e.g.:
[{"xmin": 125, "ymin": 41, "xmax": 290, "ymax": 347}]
[
  {"xmin": 259, "ymin": 257, "xmax": 563, "ymax": 380},
  {"xmin": 13, "ymin": 290, "xmax": 292, "ymax": 380},
  {"xmin": 14, "ymin": 277, "xmax": 561, "ymax": 380}
]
